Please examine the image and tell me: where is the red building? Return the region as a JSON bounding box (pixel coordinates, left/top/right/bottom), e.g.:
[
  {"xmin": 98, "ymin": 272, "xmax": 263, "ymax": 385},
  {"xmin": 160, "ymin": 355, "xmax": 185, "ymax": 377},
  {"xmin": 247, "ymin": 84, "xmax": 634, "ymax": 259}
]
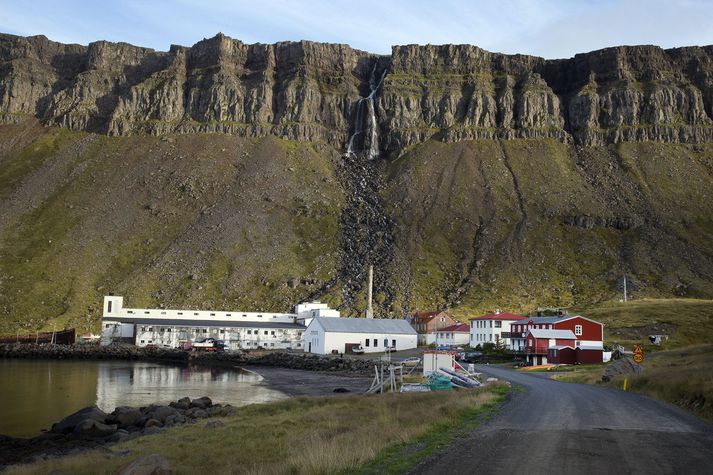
[
  {"xmin": 515, "ymin": 315, "xmax": 604, "ymax": 365},
  {"xmin": 406, "ymin": 310, "xmax": 457, "ymax": 346}
]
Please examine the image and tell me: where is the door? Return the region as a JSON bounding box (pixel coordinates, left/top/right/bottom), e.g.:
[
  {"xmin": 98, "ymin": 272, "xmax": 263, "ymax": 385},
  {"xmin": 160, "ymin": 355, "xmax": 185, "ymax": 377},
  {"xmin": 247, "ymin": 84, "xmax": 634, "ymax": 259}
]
[{"xmin": 308, "ymin": 342, "xmax": 312, "ymax": 353}]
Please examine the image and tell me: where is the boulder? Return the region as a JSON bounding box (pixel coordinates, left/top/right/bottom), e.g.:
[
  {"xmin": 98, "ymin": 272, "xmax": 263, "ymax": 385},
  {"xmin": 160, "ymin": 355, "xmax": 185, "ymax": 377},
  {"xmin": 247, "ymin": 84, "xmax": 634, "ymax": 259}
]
[
  {"xmin": 185, "ymin": 408, "xmax": 208, "ymax": 419},
  {"xmin": 189, "ymin": 397, "xmax": 212, "ymax": 409},
  {"xmin": 144, "ymin": 419, "xmax": 162, "ymax": 428},
  {"xmin": 115, "ymin": 408, "xmax": 143, "ymax": 428},
  {"xmin": 164, "ymin": 414, "xmax": 187, "ymax": 427},
  {"xmin": 147, "ymin": 406, "xmax": 179, "ymax": 423},
  {"xmin": 169, "ymin": 397, "xmax": 191, "ymax": 410},
  {"xmin": 116, "ymin": 453, "xmax": 173, "ymax": 475},
  {"xmin": 72, "ymin": 419, "xmax": 118, "ymax": 438},
  {"xmin": 52, "ymin": 406, "xmax": 108, "ymax": 434}
]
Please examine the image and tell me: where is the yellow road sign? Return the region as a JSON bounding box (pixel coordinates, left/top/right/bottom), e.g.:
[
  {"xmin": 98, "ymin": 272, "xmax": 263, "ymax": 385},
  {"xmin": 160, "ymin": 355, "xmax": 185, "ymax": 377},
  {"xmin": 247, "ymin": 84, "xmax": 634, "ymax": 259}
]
[{"xmin": 633, "ymin": 353, "xmax": 644, "ymax": 363}]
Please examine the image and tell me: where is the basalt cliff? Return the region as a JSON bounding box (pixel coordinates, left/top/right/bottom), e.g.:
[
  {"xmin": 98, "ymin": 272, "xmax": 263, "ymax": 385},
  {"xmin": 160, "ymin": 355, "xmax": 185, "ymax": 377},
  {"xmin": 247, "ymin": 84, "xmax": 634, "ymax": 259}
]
[{"xmin": 1, "ymin": 33, "xmax": 713, "ymax": 331}]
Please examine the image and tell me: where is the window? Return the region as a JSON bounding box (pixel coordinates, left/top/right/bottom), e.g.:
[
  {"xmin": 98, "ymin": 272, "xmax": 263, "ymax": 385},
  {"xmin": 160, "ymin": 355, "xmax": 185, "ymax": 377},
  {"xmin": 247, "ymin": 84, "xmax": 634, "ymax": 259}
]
[
  {"xmin": 144, "ymin": 311, "xmax": 150, "ymax": 315},
  {"xmin": 365, "ymin": 339, "xmax": 370, "ymax": 347},
  {"xmin": 194, "ymin": 312, "xmax": 199, "ymax": 316},
  {"xmin": 392, "ymin": 339, "xmax": 396, "ymax": 348},
  {"xmin": 264, "ymin": 331, "xmax": 268, "ymax": 335},
  {"xmin": 161, "ymin": 312, "xmax": 166, "ymax": 315},
  {"xmin": 210, "ymin": 313, "xmax": 215, "ymax": 316},
  {"xmin": 148, "ymin": 327, "xmax": 153, "ymax": 331},
  {"xmin": 575, "ymin": 325, "xmax": 583, "ymax": 336},
  {"xmin": 495, "ymin": 321, "xmax": 502, "ymax": 328},
  {"xmin": 105, "ymin": 324, "xmax": 110, "ymax": 328},
  {"xmin": 271, "ymin": 331, "xmax": 276, "ymax": 336},
  {"xmin": 258, "ymin": 315, "xmax": 263, "ymax": 318},
  {"xmin": 178, "ymin": 312, "xmax": 183, "ymax": 315},
  {"xmin": 107, "ymin": 301, "xmax": 112, "ymax": 313},
  {"xmin": 140, "ymin": 340, "xmax": 145, "ymax": 344},
  {"xmin": 489, "ymin": 320, "xmax": 493, "ymax": 327},
  {"xmin": 384, "ymin": 339, "xmax": 388, "ymax": 347},
  {"xmin": 528, "ymin": 339, "xmax": 532, "ymax": 346},
  {"xmin": 373, "ymin": 339, "xmax": 378, "ymax": 347}
]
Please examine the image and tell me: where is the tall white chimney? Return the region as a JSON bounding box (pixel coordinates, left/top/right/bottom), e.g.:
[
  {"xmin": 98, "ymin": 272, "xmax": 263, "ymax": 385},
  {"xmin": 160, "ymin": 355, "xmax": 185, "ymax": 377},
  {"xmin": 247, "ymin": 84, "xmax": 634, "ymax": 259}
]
[{"xmin": 366, "ymin": 265, "xmax": 374, "ymax": 319}]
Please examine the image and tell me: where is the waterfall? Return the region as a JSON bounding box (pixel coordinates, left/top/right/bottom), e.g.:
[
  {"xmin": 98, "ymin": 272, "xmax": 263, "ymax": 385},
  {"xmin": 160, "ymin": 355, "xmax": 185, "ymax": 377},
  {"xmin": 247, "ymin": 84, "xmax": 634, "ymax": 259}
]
[{"xmin": 346, "ymin": 64, "xmax": 387, "ymax": 159}]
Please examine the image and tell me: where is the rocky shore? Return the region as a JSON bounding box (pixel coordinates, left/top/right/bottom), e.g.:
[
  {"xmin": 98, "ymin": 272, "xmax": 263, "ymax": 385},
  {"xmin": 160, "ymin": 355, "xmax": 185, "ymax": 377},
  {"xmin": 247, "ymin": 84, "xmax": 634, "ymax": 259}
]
[
  {"xmin": 0, "ymin": 343, "xmax": 378, "ymax": 374},
  {"xmin": 0, "ymin": 396, "xmax": 234, "ymax": 468}
]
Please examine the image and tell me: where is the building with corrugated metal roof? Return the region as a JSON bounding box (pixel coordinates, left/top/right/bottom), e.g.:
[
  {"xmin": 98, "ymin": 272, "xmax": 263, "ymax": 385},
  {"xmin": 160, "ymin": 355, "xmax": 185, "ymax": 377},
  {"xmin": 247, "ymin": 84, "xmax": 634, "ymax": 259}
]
[{"xmin": 304, "ymin": 317, "xmax": 418, "ymax": 354}]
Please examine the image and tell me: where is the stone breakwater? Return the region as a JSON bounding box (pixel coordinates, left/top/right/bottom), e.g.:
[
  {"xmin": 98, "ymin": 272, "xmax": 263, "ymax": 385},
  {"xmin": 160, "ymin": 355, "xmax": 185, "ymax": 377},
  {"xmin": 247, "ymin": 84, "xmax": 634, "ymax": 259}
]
[
  {"xmin": 0, "ymin": 343, "xmax": 378, "ymax": 374},
  {"xmin": 0, "ymin": 396, "xmax": 234, "ymax": 467}
]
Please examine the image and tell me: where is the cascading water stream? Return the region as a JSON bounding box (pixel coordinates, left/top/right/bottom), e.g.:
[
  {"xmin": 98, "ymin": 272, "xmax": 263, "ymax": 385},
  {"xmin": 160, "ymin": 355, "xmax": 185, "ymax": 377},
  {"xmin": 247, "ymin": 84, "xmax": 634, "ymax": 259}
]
[{"xmin": 346, "ymin": 64, "xmax": 387, "ymax": 159}]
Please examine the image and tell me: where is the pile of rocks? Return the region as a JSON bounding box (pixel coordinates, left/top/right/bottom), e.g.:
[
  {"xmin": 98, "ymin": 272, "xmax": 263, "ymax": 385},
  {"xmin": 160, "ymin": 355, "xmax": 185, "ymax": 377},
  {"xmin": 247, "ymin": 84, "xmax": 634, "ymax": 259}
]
[
  {"xmin": 601, "ymin": 357, "xmax": 644, "ymax": 382},
  {"xmin": 0, "ymin": 343, "xmax": 189, "ymax": 362},
  {"xmin": 0, "ymin": 397, "xmax": 234, "ymax": 467},
  {"xmin": 0, "ymin": 343, "xmax": 379, "ymax": 375}
]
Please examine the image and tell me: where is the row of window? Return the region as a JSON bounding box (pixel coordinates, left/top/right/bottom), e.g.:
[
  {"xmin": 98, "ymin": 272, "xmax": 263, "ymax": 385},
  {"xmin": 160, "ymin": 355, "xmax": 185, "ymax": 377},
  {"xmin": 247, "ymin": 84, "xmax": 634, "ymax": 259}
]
[
  {"xmin": 471, "ymin": 320, "xmax": 502, "ymax": 328},
  {"xmin": 126, "ymin": 310, "xmax": 284, "ymax": 319},
  {"xmin": 134, "ymin": 326, "xmax": 301, "ymax": 337},
  {"xmin": 513, "ymin": 324, "xmax": 583, "ymax": 336},
  {"xmin": 364, "ymin": 338, "xmax": 397, "ymax": 348},
  {"xmin": 471, "ymin": 334, "xmax": 495, "ymax": 342}
]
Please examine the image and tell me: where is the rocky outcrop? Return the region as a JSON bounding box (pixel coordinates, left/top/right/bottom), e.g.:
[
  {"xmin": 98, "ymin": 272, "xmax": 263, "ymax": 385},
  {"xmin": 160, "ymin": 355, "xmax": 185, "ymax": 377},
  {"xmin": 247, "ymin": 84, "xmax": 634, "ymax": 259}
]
[
  {"xmin": 0, "ymin": 397, "xmax": 235, "ymax": 467},
  {"xmin": 2, "ymin": 33, "xmax": 712, "ymax": 153}
]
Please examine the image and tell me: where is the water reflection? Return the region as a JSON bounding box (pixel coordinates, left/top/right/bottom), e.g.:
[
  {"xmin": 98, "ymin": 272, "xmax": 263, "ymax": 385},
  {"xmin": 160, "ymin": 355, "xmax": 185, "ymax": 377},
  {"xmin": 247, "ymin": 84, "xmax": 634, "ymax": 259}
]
[{"xmin": 0, "ymin": 360, "xmax": 288, "ymax": 438}]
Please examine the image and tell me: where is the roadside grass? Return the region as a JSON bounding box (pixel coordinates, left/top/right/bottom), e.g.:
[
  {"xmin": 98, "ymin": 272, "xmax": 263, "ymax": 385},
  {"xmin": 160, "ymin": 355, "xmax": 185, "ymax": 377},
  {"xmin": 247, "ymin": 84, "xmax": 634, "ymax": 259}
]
[
  {"xmin": 579, "ymin": 298, "xmax": 713, "ymax": 350},
  {"xmin": 552, "ymin": 345, "xmax": 713, "ymax": 422},
  {"xmin": 7, "ymin": 385, "xmax": 507, "ymax": 475}
]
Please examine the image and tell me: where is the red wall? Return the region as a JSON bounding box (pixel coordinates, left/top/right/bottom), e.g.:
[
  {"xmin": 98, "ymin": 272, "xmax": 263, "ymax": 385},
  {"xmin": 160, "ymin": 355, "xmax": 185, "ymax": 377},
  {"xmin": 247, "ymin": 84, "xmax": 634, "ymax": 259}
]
[
  {"xmin": 576, "ymin": 348, "xmax": 603, "ymax": 364},
  {"xmin": 554, "ymin": 317, "xmax": 602, "ymax": 342},
  {"xmin": 548, "ymin": 347, "xmax": 575, "ymax": 364}
]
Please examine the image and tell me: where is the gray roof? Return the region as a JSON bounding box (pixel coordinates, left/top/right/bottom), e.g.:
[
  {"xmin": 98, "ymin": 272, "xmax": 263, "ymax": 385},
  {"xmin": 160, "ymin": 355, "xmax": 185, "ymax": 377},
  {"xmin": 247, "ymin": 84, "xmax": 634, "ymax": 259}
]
[
  {"xmin": 529, "ymin": 329, "xmax": 577, "ymax": 339},
  {"xmin": 103, "ymin": 317, "xmax": 305, "ymax": 330},
  {"xmin": 312, "ymin": 317, "xmax": 418, "ymax": 335}
]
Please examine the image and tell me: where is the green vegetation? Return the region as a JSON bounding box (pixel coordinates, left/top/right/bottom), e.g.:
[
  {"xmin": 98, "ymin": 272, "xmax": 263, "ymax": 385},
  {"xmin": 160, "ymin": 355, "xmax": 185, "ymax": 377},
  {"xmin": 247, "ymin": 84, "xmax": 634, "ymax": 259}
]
[
  {"xmin": 579, "ymin": 298, "xmax": 713, "ymax": 349},
  {"xmin": 7, "ymin": 386, "xmax": 507, "ymax": 475}
]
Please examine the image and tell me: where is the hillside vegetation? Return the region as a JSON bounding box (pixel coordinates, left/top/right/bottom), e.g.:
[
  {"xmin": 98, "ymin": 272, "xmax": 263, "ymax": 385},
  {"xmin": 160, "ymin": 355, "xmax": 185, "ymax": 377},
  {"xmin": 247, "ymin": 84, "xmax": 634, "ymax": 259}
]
[{"xmin": 1, "ymin": 119, "xmax": 713, "ymax": 332}]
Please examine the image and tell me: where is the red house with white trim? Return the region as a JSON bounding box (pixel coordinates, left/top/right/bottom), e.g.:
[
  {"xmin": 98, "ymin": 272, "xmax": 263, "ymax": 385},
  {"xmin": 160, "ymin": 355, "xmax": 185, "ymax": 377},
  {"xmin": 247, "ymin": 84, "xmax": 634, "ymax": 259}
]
[{"xmin": 513, "ymin": 315, "xmax": 604, "ymax": 365}]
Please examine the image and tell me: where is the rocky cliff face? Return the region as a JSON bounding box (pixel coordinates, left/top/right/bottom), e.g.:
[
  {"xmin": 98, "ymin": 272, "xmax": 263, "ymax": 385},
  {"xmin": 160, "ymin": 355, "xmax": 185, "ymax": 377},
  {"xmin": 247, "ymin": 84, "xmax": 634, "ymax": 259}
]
[{"xmin": 1, "ymin": 33, "xmax": 712, "ymax": 154}]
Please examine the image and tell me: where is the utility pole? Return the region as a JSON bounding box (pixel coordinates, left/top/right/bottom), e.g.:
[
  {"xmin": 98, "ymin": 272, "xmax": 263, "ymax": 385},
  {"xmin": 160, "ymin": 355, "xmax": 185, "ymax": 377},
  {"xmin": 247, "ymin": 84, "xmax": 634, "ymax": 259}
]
[{"xmin": 365, "ymin": 265, "xmax": 374, "ymax": 319}]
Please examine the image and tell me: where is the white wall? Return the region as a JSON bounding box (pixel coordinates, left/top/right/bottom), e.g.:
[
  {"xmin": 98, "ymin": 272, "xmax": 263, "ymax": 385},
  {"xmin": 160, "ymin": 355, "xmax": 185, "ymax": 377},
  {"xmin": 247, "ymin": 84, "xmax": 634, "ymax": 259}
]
[
  {"xmin": 435, "ymin": 332, "xmax": 469, "ymax": 347},
  {"xmin": 303, "ymin": 320, "xmax": 417, "ymax": 354},
  {"xmin": 469, "ymin": 319, "xmax": 520, "ymax": 349}
]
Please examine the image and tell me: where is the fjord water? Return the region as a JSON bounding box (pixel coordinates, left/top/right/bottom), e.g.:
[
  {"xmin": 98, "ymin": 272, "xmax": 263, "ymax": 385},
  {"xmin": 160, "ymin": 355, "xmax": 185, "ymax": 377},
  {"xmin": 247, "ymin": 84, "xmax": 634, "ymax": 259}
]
[{"xmin": 0, "ymin": 360, "xmax": 288, "ymax": 437}]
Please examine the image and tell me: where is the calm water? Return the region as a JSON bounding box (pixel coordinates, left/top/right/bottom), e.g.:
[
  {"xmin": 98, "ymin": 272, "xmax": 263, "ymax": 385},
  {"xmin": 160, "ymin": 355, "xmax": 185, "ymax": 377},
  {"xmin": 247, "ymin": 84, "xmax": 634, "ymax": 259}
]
[{"xmin": 0, "ymin": 360, "xmax": 288, "ymax": 437}]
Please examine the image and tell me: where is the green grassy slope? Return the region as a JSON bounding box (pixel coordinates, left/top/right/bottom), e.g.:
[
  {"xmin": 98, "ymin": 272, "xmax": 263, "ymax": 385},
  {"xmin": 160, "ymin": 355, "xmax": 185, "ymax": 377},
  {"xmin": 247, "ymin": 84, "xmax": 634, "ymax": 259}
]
[
  {"xmin": 1, "ymin": 119, "xmax": 713, "ymax": 332},
  {"xmin": 385, "ymin": 139, "xmax": 713, "ymax": 318}
]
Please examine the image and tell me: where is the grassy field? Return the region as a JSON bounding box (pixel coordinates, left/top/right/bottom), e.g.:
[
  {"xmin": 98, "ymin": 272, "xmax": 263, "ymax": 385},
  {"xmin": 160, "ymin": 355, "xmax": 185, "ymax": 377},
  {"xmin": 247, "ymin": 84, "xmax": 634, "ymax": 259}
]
[
  {"xmin": 8, "ymin": 386, "xmax": 507, "ymax": 475},
  {"xmin": 578, "ymin": 298, "xmax": 713, "ymax": 350}
]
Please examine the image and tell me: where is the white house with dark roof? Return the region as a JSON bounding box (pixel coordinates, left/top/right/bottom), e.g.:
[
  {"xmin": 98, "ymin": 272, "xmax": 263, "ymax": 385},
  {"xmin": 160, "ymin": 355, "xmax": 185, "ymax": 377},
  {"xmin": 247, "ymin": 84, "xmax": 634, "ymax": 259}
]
[
  {"xmin": 304, "ymin": 317, "xmax": 418, "ymax": 354},
  {"xmin": 100, "ymin": 295, "xmax": 338, "ymax": 350}
]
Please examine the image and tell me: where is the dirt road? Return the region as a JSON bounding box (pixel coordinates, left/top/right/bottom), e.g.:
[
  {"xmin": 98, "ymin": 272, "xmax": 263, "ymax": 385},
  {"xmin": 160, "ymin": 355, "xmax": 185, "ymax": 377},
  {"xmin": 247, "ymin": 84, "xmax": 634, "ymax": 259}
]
[{"xmin": 411, "ymin": 364, "xmax": 713, "ymax": 474}]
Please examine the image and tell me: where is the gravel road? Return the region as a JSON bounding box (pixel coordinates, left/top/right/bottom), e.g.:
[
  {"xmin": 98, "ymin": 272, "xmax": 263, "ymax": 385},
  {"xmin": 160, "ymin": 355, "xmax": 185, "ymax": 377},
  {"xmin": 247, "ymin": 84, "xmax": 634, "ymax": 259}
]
[{"xmin": 411, "ymin": 364, "xmax": 713, "ymax": 474}]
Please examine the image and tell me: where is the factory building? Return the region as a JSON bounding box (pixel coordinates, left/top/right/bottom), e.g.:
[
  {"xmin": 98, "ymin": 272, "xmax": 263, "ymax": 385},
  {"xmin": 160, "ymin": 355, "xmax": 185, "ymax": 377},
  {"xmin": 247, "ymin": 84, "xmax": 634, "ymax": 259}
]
[{"xmin": 100, "ymin": 296, "xmax": 339, "ymax": 350}]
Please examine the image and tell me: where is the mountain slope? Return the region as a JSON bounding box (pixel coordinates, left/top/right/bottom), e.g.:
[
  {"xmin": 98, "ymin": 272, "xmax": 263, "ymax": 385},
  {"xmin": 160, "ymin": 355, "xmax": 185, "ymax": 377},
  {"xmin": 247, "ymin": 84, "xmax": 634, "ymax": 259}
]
[{"xmin": 1, "ymin": 34, "xmax": 713, "ymax": 331}]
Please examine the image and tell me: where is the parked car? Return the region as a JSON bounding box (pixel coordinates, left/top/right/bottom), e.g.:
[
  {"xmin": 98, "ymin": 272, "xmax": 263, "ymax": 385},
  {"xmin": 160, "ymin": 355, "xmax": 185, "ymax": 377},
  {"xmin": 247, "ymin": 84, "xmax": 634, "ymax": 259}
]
[
  {"xmin": 351, "ymin": 345, "xmax": 365, "ymax": 354},
  {"xmin": 401, "ymin": 356, "xmax": 421, "ymax": 366}
]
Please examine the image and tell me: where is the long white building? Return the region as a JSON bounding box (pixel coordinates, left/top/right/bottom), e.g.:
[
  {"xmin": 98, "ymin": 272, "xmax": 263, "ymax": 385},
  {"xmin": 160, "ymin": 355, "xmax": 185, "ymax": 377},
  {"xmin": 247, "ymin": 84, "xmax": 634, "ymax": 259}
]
[{"xmin": 100, "ymin": 296, "xmax": 339, "ymax": 350}]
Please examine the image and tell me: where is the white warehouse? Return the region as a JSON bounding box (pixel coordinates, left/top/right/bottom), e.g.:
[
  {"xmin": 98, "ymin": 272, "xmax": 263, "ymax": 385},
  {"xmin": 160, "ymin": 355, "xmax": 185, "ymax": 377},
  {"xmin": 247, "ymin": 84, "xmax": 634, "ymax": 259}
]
[
  {"xmin": 100, "ymin": 296, "xmax": 339, "ymax": 350},
  {"xmin": 304, "ymin": 317, "xmax": 418, "ymax": 355}
]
